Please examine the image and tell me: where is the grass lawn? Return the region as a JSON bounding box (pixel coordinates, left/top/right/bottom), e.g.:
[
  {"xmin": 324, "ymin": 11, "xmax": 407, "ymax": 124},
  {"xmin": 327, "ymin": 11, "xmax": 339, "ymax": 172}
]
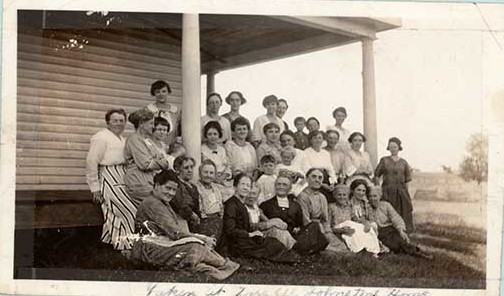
[{"xmin": 16, "ymin": 214, "xmax": 486, "ymax": 289}]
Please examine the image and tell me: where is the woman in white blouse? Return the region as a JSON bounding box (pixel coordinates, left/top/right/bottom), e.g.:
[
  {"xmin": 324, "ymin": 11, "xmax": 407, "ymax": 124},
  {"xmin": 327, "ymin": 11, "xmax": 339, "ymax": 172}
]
[
  {"xmin": 86, "ymin": 109, "xmax": 137, "ymax": 251},
  {"xmin": 304, "ymin": 131, "xmax": 337, "ymax": 185},
  {"xmin": 344, "ymin": 132, "xmax": 374, "ymax": 179}
]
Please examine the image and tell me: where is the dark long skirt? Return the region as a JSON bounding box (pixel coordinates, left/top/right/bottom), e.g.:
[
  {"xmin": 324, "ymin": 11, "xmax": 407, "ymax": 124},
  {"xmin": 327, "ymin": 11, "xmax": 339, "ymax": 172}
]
[
  {"xmin": 378, "ymin": 226, "xmax": 418, "ymax": 255},
  {"xmin": 228, "ymin": 235, "xmax": 299, "ymax": 263},
  {"xmin": 292, "ymin": 222, "xmax": 329, "ymax": 255},
  {"xmin": 199, "ymin": 214, "xmax": 223, "ymax": 239},
  {"xmin": 382, "ymin": 186, "xmax": 414, "ymax": 232}
]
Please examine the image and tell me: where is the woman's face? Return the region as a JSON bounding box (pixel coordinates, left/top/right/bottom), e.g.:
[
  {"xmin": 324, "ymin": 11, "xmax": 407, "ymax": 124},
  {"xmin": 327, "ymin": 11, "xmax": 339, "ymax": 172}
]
[
  {"xmin": 388, "ymin": 142, "xmax": 400, "ymax": 156},
  {"xmin": 353, "ymin": 184, "xmax": 367, "ymax": 200},
  {"xmin": 334, "ymin": 111, "xmax": 347, "ymax": 126},
  {"xmin": 334, "ymin": 189, "xmax": 349, "ymax": 206},
  {"xmin": 307, "ymin": 169, "xmax": 323, "ymax": 190},
  {"xmin": 276, "ymin": 101, "xmax": 288, "ymax": 118},
  {"xmin": 140, "ymin": 118, "xmax": 154, "ymax": 135},
  {"xmin": 177, "ymin": 159, "xmax": 195, "ymax": 181},
  {"xmin": 155, "ymin": 180, "xmax": 179, "ymax": 203},
  {"xmin": 153, "ymin": 123, "xmax": 168, "ymax": 141},
  {"xmin": 235, "ymin": 176, "xmax": 252, "ymax": 198},
  {"xmin": 265, "ymin": 101, "xmax": 278, "ymax": 115},
  {"xmin": 233, "ymin": 124, "xmax": 249, "ymax": 141},
  {"xmin": 154, "ymin": 86, "xmax": 170, "ymax": 104},
  {"xmin": 205, "ymin": 127, "xmax": 220, "ymax": 145},
  {"xmin": 107, "ymin": 112, "xmax": 126, "ymax": 136},
  {"xmin": 306, "ymin": 119, "xmax": 320, "ymax": 132},
  {"xmin": 326, "ymin": 132, "xmax": 340, "ymax": 148},
  {"xmin": 207, "ymin": 95, "xmax": 222, "ymax": 114},
  {"xmin": 245, "ymin": 185, "xmax": 260, "ymax": 207},
  {"xmin": 351, "ymin": 135, "xmax": 364, "ymax": 151},
  {"xmin": 280, "ymin": 134, "xmax": 295, "ymax": 147},
  {"xmin": 310, "ymin": 133, "xmax": 324, "ymax": 149},
  {"xmin": 368, "ymin": 190, "xmax": 381, "ymax": 208},
  {"xmin": 199, "ymin": 164, "xmax": 216, "ymax": 185},
  {"xmin": 229, "ymin": 93, "xmax": 242, "ymax": 110},
  {"xmin": 265, "ymin": 127, "xmax": 280, "ymax": 142}
]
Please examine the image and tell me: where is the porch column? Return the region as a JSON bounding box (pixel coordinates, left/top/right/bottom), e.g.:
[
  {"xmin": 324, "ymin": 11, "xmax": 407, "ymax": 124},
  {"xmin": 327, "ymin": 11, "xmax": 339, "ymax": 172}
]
[
  {"xmin": 206, "ymin": 71, "xmax": 218, "ymax": 97},
  {"xmin": 181, "ymin": 14, "xmax": 201, "ymax": 170},
  {"xmin": 361, "ymin": 37, "xmax": 378, "ymax": 168}
]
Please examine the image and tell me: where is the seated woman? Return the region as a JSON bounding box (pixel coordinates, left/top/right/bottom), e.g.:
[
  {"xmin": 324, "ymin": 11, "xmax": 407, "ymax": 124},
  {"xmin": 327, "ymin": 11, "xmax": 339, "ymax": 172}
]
[
  {"xmin": 130, "ymin": 169, "xmax": 240, "ymax": 280},
  {"xmin": 221, "ymin": 173, "xmax": 298, "ymax": 262},
  {"xmin": 345, "ymin": 179, "xmax": 381, "ymax": 256},
  {"xmin": 225, "ymin": 117, "xmax": 257, "ymax": 177},
  {"xmin": 327, "ymin": 184, "xmax": 380, "ymax": 255},
  {"xmin": 344, "ymin": 132, "xmax": 374, "ymax": 182},
  {"xmin": 246, "ymin": 183, "xmax": 296, "ymax": 250},
  {"xmin": 151, "ymin": 116, "xmax": 175, "ymax": 170},
  {"xmin": 260, "ymin": 175, "xmax": 327, "ymax": 255},
  {"xmin": 124, "ymin": 109, "xmax": 170, "ymax": 205},
  {"xmin": 201, "ymin": 121, "xmax": 232, "ymax": 184},
  {"xmin": 195, "ymin": 160, "xmax": 227, "ymax": 240},
  {"xmin": 368, "ymin": 187, "xmax": 433, "ymax": 260},
  {"xmin": 169, "ymin": 156, "xmax": 202, "ymax": 233}
]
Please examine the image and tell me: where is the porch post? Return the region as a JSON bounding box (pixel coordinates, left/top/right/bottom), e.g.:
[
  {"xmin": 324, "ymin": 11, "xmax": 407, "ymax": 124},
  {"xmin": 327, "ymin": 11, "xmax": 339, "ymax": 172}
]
[
  {"xmin": 181, "ymin": 14, "xmax": 201, "ymax": 170},
  {"xmin": 361, "ymin": 37, "xmax": 378, "ymax": 168},
  {"xmin": 206, "ymin": 71, "xmax": 217, "ymax": 97}
]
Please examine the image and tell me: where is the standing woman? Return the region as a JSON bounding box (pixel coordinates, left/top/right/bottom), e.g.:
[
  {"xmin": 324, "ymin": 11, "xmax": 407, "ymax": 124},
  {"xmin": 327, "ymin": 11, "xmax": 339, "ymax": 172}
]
[
  {"xmin": 222, "ymin": 91, "xmax": 247, "ymax": 124},
  {"xmin": 304, "ymin": 131, "xmax": 337, "ymax": 185},
  {"xmin": 124, "ymin": 109, "xmax": 170, "ymax": 206},
  {"xmin": 225, "ymin": 117, "xmax": 257, "ymax": 177},
  {"xmin": 201, "ymin": 121, "xmax": 232, "ymax": 183},
  {"xmin": 251, "ymin": 95, "xmax": 285, "ymax": 147},
  {"xmin": 327, "ymin": 107, "xmax": 351, "ymax": 152},
  {"xmin": 145, "ymin": 80, "xmax": 180, "ymax": 145},
  {"xmin": 86, "ymin": 109, "xmax": 137, "ymax": 250},
  {"xmin": 374, "ymin": 137, "xmax": 414, "ymax": 232}
]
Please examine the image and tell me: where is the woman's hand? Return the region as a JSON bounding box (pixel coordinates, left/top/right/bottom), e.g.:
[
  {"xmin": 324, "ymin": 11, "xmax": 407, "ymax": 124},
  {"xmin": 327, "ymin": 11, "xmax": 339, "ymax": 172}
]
[
  {"xmin": 92, "ymin": 191, "xmax": 104, "ymax": 204},
  {"xmin": 399, "ymin": 229, "xmax": 410, "ymax": 243},
  {"xmin": 190, "ymin": 213, "xmax": 201, "ymax": 225},
  {"xmin": 249, "ymin": 230, "xmax": 264, "ymax": 237},
  {"xmin": 268, "ymin": 218, "xmax": 287, "ymax": 230},
  {"xmin": 195, "ymin": 234, "xmax": 216, "ymax": 249},
  {"xmin": 343, "ymin": 226, "xmax": 355, "ymax": 236},
  {"xmin": 363, "ymin": 222, "xmax": 371, "ymax": 233}
]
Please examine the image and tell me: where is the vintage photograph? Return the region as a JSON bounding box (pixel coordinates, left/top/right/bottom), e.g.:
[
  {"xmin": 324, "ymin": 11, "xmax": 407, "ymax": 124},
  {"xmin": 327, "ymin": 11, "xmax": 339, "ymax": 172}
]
[{"xmin": 3, "ymin": 1, "xmax": 503, "ymax": 295}]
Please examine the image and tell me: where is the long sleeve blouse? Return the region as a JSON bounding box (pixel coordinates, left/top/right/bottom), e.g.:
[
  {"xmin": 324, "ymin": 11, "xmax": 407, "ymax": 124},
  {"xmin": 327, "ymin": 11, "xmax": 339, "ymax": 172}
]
[
  {"xmin": 297, "ymin": 187, "xmax": 330, "ymax": 233},
  {"xmin": 225, "ymin": 140, "xmax": 257, "ymax": 176},
  {"xmin": 370, "ymin": 201, "xmax": 406, "ymax": 231},
  {"xmin": 303, "ymin": 147, "xmax": 337, "ymax": 184},
  {"xmin": 85, "ymin": 128, "xmax": 126, "ymax": 192}
]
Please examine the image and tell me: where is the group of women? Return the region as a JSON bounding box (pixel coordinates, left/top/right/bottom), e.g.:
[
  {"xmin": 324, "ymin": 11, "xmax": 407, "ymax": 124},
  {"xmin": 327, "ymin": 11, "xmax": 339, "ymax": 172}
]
[{"xmin": 85, "ymin": 80, "xmax": 431, "ymax": 280}]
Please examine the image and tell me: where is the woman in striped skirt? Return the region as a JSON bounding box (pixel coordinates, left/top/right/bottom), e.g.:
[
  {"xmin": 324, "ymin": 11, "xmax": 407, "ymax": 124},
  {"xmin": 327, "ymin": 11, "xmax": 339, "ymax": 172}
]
[{"xmin": 86, "ymin": 109, "xmax": 137, "ymax": 250}]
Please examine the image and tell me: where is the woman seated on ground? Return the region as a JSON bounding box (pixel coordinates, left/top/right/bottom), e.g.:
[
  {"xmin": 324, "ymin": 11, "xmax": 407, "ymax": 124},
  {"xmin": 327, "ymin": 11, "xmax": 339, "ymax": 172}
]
[
  {"xmin": 344, "ymin": 132, "xmax": 374, "ymax": 181},
  {"xmin": 169, "ymin": 156, "xmax": 202, "ymax": 233},
  {"xmin": 245, "ymin": 182, "xmax": 297, "ymax": 250},
  {"xmin": 296, "ymin": 168, "xmax": 334, "ymax": 251},
  {"xmin": 261, "ymin": 175, "xmax": 328, "ymax": 255},
  {"xmin": 195, "ymin": 159, "xmax": 227, "ymax": 240},
  {"xmin": 124, "ymin": 109, "xmax": 170, "ymax": 206},
  {"xmin": 327, "ymin": 184, "xmax": 380, "ymax": 255},
  {"xmin": 151, "ymin": 116, "xmax": 175, "ymax": 170},
  {"xmin": 130, "ymin": 169, "xmax": 240, "ymax": 280},
  {"xmin": 201, "ymin": 121, "xmax": 232, "ymax": 184},
  {"xmin": 225, "ymin": 117, "xmax": 257, "ymax": 177},
  {"xmin": 368, "ymin": 187, "xmax": 433, "ymax": 260},
  {"xmin": 221, "ymin": 173, "xmax": 298, "ymax": 262}
]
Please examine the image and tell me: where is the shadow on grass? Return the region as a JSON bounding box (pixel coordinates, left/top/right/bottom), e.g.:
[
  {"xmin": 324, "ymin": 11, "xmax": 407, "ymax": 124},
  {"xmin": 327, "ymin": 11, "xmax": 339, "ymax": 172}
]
[
  {"xmin": 14, "ymin": 223, "xmax": 486, "ymax": 289},
  {"xmin": 415, "ymin": 223, "xmax": 486, "ymax": 245}
]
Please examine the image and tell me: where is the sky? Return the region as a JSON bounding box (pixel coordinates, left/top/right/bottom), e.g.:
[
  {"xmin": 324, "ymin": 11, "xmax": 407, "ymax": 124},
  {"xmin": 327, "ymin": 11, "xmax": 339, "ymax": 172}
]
[{"xmin": 202, "ymin": 3, "xmax": 504, "ymax": 172}]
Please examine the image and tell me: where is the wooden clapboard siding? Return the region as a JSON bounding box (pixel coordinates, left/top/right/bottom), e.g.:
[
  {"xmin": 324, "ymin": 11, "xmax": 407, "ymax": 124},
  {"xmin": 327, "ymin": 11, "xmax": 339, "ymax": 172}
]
[{"xmin": 17, "ymin": 28, "xmax": 182, "ymax": 191}]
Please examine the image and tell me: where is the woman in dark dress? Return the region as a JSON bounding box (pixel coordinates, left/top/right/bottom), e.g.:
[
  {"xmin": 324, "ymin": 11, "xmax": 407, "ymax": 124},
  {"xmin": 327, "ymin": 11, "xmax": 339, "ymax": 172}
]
[
  {"xmin": 221, "ymin": 173, "xmax": 298, "ymax": 262},
  {"xmin": 260, "ymin": 175, "xmax": 328, "ymax": 255},
  {"xmin": 374, "ymin": 137, "xmax": 414, "ymax": 232}
]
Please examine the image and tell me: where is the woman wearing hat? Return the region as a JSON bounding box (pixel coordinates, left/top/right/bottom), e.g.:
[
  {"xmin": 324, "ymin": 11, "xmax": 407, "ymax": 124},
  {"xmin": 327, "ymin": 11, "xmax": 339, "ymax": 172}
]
[
  {"xmin": 374, "ymin": 137, "xmax": 414, "ymax": 232},
  {"xmin": 222, "ymin": 91, "xmax": 248, "ymax": 124},
  {"xmin": 124, "ymin": 109, "xmax": 171, "ymax": 206},
  {"xmin": 251, "ymin": 95, "xmax": 285, "ymax": 147}
]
